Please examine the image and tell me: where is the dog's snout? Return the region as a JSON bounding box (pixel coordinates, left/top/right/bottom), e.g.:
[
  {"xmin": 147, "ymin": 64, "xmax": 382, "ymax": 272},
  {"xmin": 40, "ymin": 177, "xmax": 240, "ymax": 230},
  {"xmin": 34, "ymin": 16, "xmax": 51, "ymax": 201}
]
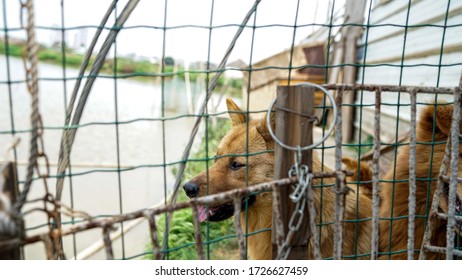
[{"xmin": 183, "ymin": 181, "xmax": 200, "ymax": 198}]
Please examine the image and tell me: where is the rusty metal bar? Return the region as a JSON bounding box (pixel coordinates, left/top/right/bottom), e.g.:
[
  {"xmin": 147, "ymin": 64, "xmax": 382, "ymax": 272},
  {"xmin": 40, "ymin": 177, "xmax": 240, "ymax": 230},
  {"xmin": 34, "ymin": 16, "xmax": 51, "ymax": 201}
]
[
  {"xmin": 191, "ymin": 205, "xmax": 204, "ymax": 260},
  {"xmin": 102, "ymin": 226, "xmax": 114, "ymax": 260},
  {"xmin": 305, "ymin": 173, "xmax": 321, "ymax": 259},
  {"xmin": 232, "ymin": 195, "xmax": 246, "ymax": 260},
  {"xmin": 0, "ymin": 172, "xmax": 350, "ymax": 251},
  {"xmin": 437, "ymin": 213, "xmax": 462, "ymax": 222},
  {"xmin": 371, "ymin": 89, "xmax": 381, "ymax": 260},
  {"xmin": 333, "ymin": 87, "xmax": 345, "ymax": 259},
  {"xmin": 446, "ymin": 88, "xmax": 460, "ymax": 259},
  {"xmin": 0, "ymin": 177, "xmax": 292, "ymax": 249},
  {"xmin": 407, "ymin": 89, "xmax": 417, "ymax": 260},
  {"xmin": 146, "ymin": 212, "xmax": 161, "ymax": 260},
  {"xmin": 441, "ymin": 175, "xmax": 462, "ymax": 183},
  {"xmin": 43, "ymin": 236, "xmax": 54, "ymax": 260},
  {"xmin": 323, "ymin": 84, "xmax": 458, "ymax": 94},
  {"xmin": 419, "ymin": 127, "xmax": 452, "ymax": 260},
  {"xmin": 424, "ymin": 245, "xmax": 462, "ymax": 257}
]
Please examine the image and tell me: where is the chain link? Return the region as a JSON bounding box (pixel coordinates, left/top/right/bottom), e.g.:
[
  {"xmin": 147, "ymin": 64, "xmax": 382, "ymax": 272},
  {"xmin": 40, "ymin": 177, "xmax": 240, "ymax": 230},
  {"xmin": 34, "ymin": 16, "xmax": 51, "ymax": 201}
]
[
  {"xmin": 14, "ymin": 0, "xmax": 51, "ymax": 212},
  {"xmin": 276, "ymin": 147, "xmax": 312, "ymax": 260}
]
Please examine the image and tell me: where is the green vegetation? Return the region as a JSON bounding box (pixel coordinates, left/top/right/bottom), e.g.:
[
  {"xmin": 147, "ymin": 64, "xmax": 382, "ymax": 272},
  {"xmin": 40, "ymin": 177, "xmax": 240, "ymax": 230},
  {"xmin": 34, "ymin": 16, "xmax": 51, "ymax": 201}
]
[
  {"xmin": 148, "ymin": 118, "xmax": 239, "ymax": 260},
  {"xmin": 0, "ymin": 41, "xmax": 242, "ymax": 95},
  {"xmin": 345, "ymin": 134, "xmax": 374, "ymax": 155}
]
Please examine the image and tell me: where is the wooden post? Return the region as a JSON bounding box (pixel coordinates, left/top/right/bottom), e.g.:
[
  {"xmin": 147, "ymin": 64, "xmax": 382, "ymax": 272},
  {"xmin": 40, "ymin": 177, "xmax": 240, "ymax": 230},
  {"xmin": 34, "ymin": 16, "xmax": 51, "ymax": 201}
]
[
  {"xmin": 271, "ymin": 85, "xmax": 314, "ymax": 259},
  {"xmin": 0, "ymin": 162, "xmax": 20, "ymax": 260},
  {"xmin": 341, "ymin": 0, "xmax": 366, "ymax": 142}
]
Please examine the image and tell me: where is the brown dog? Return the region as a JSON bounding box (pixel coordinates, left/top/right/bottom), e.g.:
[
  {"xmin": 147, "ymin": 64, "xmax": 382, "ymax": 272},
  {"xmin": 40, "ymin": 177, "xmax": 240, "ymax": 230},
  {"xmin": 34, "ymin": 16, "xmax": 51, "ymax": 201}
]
[
  {"xmin": 379, "ymin": 103, "xmax": 462, "ymax": 259},
  {"xmin": 338, "ymin": 104, "xmax": 462, "ymax": 259},
  {"xmin": 342, "ymin": 157, "xmax": 374, "ymax": 198},
  {"xmin": 183, "ymin": 99, "xmax": 372, "ymax": 259}
]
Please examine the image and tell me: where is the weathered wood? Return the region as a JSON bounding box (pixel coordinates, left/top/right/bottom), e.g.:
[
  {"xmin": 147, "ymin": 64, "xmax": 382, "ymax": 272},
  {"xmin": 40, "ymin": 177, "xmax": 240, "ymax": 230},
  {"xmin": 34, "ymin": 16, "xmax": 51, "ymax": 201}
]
[
  {"xmin": 0, "ymin": 162, "xmax": 20, "ymax": 260},
  {"xmin": 341, "ymin": 0, "xmax": 367, "ymax": 142},
  {"xmin": 324, "ymin": 40, "xmax": 344, "ymax": 126},
  {"xmin": 272, "ymin": 85, "xmax": 314, "ymax": 259}
]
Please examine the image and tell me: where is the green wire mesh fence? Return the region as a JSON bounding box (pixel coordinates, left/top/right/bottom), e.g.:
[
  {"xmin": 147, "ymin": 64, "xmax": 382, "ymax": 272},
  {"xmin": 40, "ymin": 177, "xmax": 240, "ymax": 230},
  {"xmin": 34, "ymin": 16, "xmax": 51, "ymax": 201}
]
[{"xmin": 0, "ymin": 0, "xmax": 461, "ymax": 260}]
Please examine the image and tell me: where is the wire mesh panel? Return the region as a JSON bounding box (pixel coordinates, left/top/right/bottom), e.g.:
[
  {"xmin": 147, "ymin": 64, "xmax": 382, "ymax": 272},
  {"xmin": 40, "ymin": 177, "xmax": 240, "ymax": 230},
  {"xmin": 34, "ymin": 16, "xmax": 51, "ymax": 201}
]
[{"xmin": 0, "ymin": 0, "xmax": 461, "ymax": 260}]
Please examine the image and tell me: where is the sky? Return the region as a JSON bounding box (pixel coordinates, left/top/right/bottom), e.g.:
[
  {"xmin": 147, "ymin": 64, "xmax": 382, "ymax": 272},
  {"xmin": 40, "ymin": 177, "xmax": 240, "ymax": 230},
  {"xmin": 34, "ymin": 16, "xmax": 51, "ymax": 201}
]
[{"xmin": 0, "ymin": 0, "xmax": 341, "ymax": 65}]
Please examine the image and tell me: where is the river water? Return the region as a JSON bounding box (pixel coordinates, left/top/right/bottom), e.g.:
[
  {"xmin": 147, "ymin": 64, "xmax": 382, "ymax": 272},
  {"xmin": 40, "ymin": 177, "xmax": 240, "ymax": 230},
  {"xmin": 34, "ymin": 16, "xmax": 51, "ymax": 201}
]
[{"xmin": 0, "ymin": 55, "xmax": 207, "ymax": 259}]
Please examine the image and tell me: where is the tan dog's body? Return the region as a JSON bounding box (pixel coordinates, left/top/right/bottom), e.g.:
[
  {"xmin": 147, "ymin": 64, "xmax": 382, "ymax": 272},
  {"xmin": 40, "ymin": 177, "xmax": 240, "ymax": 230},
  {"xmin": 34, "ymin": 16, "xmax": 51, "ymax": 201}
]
[
  {"xmin": 184, "ymin": 99, "xmax": 372, "ymax": 259},
  {"xmin": 344, "ymin": 104, "xmax": 462, "ymax": 259},
  {"xmin": 379, "ymin": 104, "xmax": 462, "ymax": 259}
]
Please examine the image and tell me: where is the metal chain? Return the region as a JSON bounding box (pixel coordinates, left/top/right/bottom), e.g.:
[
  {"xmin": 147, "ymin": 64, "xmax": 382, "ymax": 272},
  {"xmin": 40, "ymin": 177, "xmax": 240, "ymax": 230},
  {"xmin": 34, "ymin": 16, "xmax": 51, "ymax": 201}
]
[
  {"xmin": 14, "ymin": 0, "xmax": 50, "ymax": 214},
  {"xmin": 276, "ymin": 148, "xmax": 312, "ymax": 260},
  {"xmin": 9, "ymin": 0, "xmax": 53, "ymax": 259}
]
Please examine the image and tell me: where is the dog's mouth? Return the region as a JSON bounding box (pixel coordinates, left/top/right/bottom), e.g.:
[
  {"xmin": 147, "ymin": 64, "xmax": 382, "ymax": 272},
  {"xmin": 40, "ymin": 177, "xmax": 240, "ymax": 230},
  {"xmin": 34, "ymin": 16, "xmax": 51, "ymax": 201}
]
[{"xmin": 197, "ymin": 195, "xmax": 256, "ymax": 223}]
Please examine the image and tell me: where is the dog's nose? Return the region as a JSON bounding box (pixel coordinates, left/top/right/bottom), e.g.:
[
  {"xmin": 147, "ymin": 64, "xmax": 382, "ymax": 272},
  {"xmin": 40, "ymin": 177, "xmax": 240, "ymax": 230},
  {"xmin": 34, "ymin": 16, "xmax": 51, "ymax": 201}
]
[{"xmin": 183, "ymin": 182, "xmax": 199, "ymax": 198}]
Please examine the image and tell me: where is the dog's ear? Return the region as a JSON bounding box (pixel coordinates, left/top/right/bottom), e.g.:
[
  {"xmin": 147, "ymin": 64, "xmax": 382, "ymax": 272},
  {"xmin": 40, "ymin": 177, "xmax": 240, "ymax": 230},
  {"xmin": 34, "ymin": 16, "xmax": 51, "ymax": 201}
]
[
  {"xmin": 256, "ymin": 110, "xmax": 275, "ymax": 144},
  {"xmin": 226, "ymin": 98, "xmax": 246, "ymax": 126},
  {"xmin": 418, "ymin": 103, "xmax": 460, "ymax": 140}
]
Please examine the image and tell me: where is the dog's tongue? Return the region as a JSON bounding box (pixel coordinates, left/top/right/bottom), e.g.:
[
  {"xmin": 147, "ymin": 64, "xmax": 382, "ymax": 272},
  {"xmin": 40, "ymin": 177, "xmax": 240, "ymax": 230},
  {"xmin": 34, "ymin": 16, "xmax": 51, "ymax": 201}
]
[{"xmin": 198, "ymin": 206, "xmax": 208, "ymax": 222}]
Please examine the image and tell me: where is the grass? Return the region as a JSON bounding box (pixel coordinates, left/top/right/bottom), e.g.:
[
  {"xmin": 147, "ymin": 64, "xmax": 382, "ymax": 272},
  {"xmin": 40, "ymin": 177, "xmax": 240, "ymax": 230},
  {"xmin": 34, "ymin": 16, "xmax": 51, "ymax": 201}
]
[
  {"xmin": 147, "ymin": 118, "xmax": 239, "ymax": 260},
  {"xmin": 0, "ymin": 41, "xmax": 242, "ymax": 94}
]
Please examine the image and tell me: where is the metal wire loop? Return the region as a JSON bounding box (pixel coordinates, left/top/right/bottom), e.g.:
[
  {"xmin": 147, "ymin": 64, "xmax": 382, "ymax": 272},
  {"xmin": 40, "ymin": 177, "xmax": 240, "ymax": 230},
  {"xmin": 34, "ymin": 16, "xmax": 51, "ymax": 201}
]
[{"xmin": 266, "ymin": 82, "xmax": 338, "ymax": 151}]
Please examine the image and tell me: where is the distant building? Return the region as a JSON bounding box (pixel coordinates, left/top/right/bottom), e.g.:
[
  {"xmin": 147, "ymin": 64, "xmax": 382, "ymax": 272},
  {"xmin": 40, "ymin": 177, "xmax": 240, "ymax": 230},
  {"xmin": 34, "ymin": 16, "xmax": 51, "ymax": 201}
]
[{"xmin": 355, "ymin": 0, "xmax": 462, "ymax": 142}]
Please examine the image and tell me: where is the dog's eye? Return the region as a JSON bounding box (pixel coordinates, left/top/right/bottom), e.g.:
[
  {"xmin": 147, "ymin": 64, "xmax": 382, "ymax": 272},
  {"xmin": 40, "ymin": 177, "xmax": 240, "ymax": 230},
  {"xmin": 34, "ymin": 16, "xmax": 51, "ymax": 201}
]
[{"xmin": 229, "ymin": 161, "xmax": 246, "ymax": 170}]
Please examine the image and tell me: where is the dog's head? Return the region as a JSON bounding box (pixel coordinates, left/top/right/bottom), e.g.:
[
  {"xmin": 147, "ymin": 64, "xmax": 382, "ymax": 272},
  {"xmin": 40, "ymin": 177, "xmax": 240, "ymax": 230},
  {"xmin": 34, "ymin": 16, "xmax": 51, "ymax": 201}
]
[
  {"xmin": 416, "ymin": 103, "xmax": 462, "ymax": 229},
  {"xmin": 183, "ymin": 99, "xmax": 275, "ymax": 222}
]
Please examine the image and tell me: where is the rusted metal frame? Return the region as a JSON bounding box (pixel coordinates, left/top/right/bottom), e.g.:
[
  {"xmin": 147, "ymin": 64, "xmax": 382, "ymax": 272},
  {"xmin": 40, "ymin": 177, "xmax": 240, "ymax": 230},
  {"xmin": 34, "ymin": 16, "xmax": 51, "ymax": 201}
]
[
  {"xmin": 272, "ymin": 85, "xmax": 313, "ymax": 259},
  {"xmin": 43, "ymin": 235, "xmax": 54, "ymax": 260},
  {"xmin": 333, "ymin": 87, "xmax": 345, "ymax": 259},
  {"xmin": 232, "ymin": 194, "xmax": 246, "ymax": 260},
  {"xmin": 446, "ymin": 88, "xmax": 460, "ymax": 259},
  {"xmin": 305, "ymin": 173, "xmax": 321, "ymax": 259},
  {"xmin": 191, "ymin": 205, "xmax": 205, "ymax": 260},
  {"xmin": 51, "ymin": 215, "xmax": 64, "ymax": 259},
  {"xmin": 16, "ymin": 0, "xmax": 41, "ymax": 213},
  {"xmin": 323, "ymin": 84, "xmax": 458, "ymax": 95},
  {"xmin": 102, "ymin": 225, "xmax": 114, "ymax": 260},
  {"xmin": 436, "ymin": 213, "xmax": 462, "ymax": 222},
  {"xmin": 407, "ymin": 89, "xmax": 418, "ymax": 260},
  {"xmin": 419, "ymin": 125, "xmax": 452, "ymax": 259},
  {"xmin": 424, "ymin": 245, "xmax": 462, "ymax": 257},
  {"xmin": 371, "ymin": 89, "xmax": 381, "ymax": 260},
  {"xmin": 146, "ymin": 212, "xmax": 161, "ymax": 260},
  {"xmin": 0, "ymin": 172, "xmax": 351, "ymax": 251},
  {"xmin": 0, "ymin": 177, "xmax": 295, "ymax": 250},
  {"xmin": 441, "ymin": 175, "xmax": 462, "ymax": 183}
]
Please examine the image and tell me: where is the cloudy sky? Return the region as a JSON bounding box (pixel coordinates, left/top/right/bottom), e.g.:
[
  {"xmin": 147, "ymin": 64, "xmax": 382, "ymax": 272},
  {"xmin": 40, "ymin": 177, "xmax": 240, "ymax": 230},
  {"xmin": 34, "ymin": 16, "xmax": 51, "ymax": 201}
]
[{"xmin": 1, "ymin": 0, "xmax": 341, "ymax": 64}]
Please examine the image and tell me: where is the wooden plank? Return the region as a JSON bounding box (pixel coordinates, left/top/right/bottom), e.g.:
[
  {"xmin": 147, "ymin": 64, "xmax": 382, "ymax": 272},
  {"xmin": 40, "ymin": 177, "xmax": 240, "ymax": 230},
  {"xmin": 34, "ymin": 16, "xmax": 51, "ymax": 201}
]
[
  {"xmin": 357, "ymin": 51, "xmax": 462, "ymax": 87},
  {"xmin": 323, "ymin": 40, "xmax": 344, "ymax": 126},
  {"xmin": 272, "ymin": 85, "xmax": 314, "ymax": 259},
  {"xmin": 342, "ymin": 0, "xmax": 367, "ymax": 141},
  {"xmin": 370, "ymin": 0, "xmax": 416, "ymax": 25},
  {"xmin": 367, "ymin": 4, "xmax": 462, "ymax": 46},
  {"xmin": 364, "ymin": 15, "xmax": 462, "ymax": 65}
]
